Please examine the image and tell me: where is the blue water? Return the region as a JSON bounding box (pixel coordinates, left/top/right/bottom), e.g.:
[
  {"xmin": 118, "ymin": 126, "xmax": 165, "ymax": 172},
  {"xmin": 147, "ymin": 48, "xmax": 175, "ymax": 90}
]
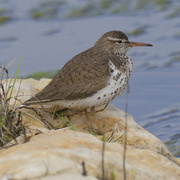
[{"xmin": 0, "ymin": 0, "xmax": 179, "ymax": 156}]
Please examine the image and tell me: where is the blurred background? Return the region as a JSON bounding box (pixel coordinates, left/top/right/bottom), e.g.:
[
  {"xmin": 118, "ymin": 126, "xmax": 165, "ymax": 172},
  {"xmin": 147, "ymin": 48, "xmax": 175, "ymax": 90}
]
[{"xmin": 0, "ymin": 0, "xmax": 179, "ymax": 156}]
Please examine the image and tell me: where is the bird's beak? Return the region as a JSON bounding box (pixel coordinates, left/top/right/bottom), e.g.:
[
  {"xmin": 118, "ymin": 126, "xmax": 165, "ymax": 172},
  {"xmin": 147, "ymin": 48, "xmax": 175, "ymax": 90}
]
[{"xmin": 129, "ymin": 42, "xmax": 153, "ymax": 47}]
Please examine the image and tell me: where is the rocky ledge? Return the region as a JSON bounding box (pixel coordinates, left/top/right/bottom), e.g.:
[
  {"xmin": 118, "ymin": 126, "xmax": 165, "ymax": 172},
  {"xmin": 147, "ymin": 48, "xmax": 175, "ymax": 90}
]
[{"xmin": 0, "ymin": 78, "xmax": 179, "ymax": 180}]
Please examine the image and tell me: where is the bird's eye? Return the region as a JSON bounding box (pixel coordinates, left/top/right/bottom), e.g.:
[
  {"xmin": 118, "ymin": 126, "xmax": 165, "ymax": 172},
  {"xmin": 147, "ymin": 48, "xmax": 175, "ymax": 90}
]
[{"xmin": 117, "ymin": 40, "xmax": 122, "ymax": 43}]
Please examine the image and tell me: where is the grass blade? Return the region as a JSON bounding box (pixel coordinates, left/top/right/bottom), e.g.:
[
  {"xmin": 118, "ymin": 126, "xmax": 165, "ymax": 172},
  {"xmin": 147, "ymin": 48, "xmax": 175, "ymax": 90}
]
[{"xmin": 9, "ymin": 57, "xmax": 21, "ymax": 101}]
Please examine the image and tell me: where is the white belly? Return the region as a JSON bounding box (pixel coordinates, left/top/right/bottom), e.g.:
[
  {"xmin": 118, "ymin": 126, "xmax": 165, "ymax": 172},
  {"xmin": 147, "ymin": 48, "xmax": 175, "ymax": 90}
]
[{"xmin": 47, "ymin": 58, "xmax": 133, "ymax": 111}]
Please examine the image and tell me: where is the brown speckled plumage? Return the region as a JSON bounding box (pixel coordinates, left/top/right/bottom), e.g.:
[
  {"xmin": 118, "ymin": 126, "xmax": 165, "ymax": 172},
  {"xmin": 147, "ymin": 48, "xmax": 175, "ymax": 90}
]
[
  {"xmin": 24, "ymin": 31, "xmax": 152, "ymax": 112},
  {"xmin": 27, "ymin": 47, "xmax": 112, "ymax": 101}
]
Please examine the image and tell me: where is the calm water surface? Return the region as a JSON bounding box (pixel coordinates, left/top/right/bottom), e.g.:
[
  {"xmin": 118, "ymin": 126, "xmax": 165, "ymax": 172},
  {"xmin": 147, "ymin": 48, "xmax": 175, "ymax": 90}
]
[{"xmin": 0, "ymin": 0, "xmax": 179, "ymax": 156}]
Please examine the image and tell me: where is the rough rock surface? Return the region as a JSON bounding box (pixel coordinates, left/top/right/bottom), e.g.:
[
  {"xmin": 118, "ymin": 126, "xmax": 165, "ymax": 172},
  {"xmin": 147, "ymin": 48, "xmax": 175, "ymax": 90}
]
[
  {"xmin": 0, "ymin": 128, "xmax": 180, "ymax": 180},
  {"xmin": 0, "ymin": 78, "xmax": 179, "ymax": 180}
]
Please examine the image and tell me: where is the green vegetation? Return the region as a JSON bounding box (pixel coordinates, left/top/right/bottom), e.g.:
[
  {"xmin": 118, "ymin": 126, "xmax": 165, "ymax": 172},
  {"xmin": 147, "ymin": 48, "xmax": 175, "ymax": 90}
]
[
  {"xmin": 109, "ymin": 168, "xmax": 116, "ymax": 180},
  {"xmin": 155, "ymin": 0, "xmax": 171, "ymax": 10},
  {"xmin": 0, "ymin": 58, "xmax": 58, "ymax": 147},
  {"xmin": 111, "ymin": 4, "xmax": 128, "ymax": 14},
  {"xmin": 0, "ymin": 16, "xmax": 10, "ymax": 24},
  {"xmin": 97, "ymin": 166, "xmax": 116, "ymax": 180},
  {"xmin": 24, "ymin": 70, "xmax": 59, "ymax": 79},
  {"xmin": 134, "ymin": 0, "xmax": 152, "ymax": 10},
  {"xmin": 113, "ymin": 132, "xmax": 125, "ymax": 143},
  {"xmin": 64, "ymin": 3, "xmax": 102, "ymax": 18},
  {"xmin": 0, "ymin": 0, "xmax": 177, "ymax": 23},
  {"xmin": 56, "ymin": 113, "xmax": 76, "ymax": 131},
  {"xmin": 100, "ymin": 0, "xmax": 112, "ymax": 9},
  {"xmin": 165, "ymin": 139, "xmax": 180, "ymax": 157},
  {"xmin": 101, "ymin": 127, "xmax": 125, "ymax": 143},
  {"xmin": 27, "ymin": 0, "xmax": 179, "ymax": 20},
  {"xmin": 0, "ymin": 58, "xmax": 24, "ymax": 147},
  {"xmin": 155, "ymin": 0, "xmax": 170, "ymax": 5},
  {"xmin": 10, "ymin": 58, "xmax": 21, "ymax": 99},
  {"xmin": 170, "ymin": 51, "xmax": 180, "ymax": 63},
  {"xmin": 30, "ymin": 1, "xmax": 65, "ymax": 20},
  {"xmin": 167, "ymin": 7, "xmax": 180, "ymax": 18},
  {"xmin": 0, "ymin": 8, "xmax": 11, "ymax": 24},
  {"xmin": 128, "ymin": 26, "xmax": 148, "ymax": 37},
  {"xmin": 134, "ymin": 0, "xmax": 172, "ymax": 11},
  {"xmin": 63, "ymin": 0, "xmax": 175, "ymax": 18},
  {"xmin": 171, "ymin": 56, "xmax": 180, "ymax": 62},
  {"xmin": 0, "ymin": 57, "xmax": 77, "ymax": 148}
]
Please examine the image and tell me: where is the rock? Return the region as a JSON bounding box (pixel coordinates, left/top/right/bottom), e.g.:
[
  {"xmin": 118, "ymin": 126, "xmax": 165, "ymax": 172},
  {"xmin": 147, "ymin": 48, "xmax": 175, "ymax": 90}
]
[
  {"xmin": 0, "ymin": 78, "xmax": 179, "ymax": 180},
  {"xmin": 70, "ymin": 105, "xmax": 180, "ymax": 166},
  {"xmin": 3, "ymin": 78, "xmax": 51, "ymax": 106},
  {"xmin": 0, "ymin": 129, "xmax": 180, "ymax": 180}
]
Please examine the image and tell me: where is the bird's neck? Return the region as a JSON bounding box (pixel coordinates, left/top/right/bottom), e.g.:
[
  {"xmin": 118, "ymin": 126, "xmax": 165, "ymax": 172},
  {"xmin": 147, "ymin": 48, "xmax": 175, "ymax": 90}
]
[{"xmin": 107, "ymin": 50, "xmax": 127, "ymax": 58}]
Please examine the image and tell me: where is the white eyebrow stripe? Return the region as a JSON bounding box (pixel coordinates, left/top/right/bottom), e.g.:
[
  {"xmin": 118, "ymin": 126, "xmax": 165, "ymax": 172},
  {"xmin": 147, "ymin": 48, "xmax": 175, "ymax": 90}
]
[{"xmin": 107, "ymin": 37, "xmax": 120, "ymax": 41}]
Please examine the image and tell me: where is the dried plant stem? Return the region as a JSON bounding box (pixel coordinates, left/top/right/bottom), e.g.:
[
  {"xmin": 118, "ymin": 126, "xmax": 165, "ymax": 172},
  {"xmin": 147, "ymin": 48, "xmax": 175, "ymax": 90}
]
[
  {"xmin": 0, "ymin": 58, "xmax": 27, "ymax": 147},
  {"xmin": 19, "ymin": 105, "xmax": 55, "ymax": 129},
  {"xmin": 17, "ymin": 108, "xmax": 46, "ymax": 127},
  {"xmin": 82, "ymin": 161, "xmax": 87, "ymax": 176},
  {"xmin": 12, "ymin": 78, "xmax": 22, "ymax": 111},
  {"xmin": 123, "ymin": 83, "xmax": 129, "ymax": 180},
  {"xmin": 102, "ymin": 125, "xmax": 105, "ymax": 180}
]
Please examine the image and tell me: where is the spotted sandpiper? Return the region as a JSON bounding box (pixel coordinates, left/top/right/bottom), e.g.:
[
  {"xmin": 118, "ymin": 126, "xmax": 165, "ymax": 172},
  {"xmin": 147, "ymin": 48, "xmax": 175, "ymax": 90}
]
[{"xmin": 24, "ymin": 31, "xmax": 152, "ymax": 132}]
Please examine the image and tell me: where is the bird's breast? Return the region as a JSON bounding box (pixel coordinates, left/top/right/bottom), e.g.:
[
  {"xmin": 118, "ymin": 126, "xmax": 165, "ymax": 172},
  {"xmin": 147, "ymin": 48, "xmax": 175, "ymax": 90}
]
[{"xmin": 106, "ymin": 57, "xmax": 133, "ymax": 98}]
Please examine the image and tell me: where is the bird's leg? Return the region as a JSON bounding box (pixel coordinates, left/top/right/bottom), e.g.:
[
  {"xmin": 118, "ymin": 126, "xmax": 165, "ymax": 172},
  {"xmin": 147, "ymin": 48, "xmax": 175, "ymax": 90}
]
[
  {"xmin": 103, "ymin": 103, "xmax": 109, "ymax": 110},
  {"xmin": 91, "ymin": 106, "xmax": 103, "ymax": 135},
  {"xmin": 84, "ymin": 109, "xmax": 92, "ymax": 132},
  {"xmin": 96, "ymin": 103, "xmax": 109, "ymax": 113}
]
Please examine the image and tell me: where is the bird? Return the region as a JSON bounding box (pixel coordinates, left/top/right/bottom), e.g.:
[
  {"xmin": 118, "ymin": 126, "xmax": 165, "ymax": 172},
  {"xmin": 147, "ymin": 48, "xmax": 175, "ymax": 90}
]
[{"xmin": 23, "ymin": 31, "xmax": 152, "ymax": 133}]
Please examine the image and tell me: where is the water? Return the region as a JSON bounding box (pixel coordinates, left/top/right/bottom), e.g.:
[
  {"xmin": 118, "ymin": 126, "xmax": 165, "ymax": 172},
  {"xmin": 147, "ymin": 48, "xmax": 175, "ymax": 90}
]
[{"xmin": 0, "ymin": 0, "xmax": 179, "ymax": 156}]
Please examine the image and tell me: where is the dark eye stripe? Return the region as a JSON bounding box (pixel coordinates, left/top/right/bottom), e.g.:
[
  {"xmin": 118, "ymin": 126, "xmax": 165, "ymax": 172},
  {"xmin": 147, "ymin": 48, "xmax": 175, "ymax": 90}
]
[{"xmin": 117, "ymin": 40, "xmax": 122, "ymax": 43}]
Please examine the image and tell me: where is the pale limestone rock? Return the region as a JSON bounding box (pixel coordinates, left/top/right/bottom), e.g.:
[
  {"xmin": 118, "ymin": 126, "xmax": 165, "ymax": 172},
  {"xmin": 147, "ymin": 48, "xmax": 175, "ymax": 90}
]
[
  {"xmin": 3, "ymin": 78, "xmax": 51, "ymax": 106},
  {"xmin": 69, "ymin": 105, "xmax": 180, "ymax": 166},
  {"xmin": 40, "ymin": 174, "xmax": 98, "ymax": 180},
  {"xmin": 0, "ymin": 129, "xmax": 179, "ymax": 180},
  {"xmin": 0, "ymin": 78, "xmax": 179, "ymax": 179}
]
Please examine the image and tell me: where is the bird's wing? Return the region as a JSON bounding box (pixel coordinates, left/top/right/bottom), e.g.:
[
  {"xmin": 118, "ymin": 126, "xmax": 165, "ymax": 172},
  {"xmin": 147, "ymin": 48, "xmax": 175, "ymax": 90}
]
[{"xmin": 25, "ymin": 48, "xmax": 110, "ymax": 104}]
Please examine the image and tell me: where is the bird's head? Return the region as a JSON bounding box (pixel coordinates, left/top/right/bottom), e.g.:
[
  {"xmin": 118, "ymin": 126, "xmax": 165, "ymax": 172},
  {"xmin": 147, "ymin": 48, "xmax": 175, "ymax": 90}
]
[{"xmin": 94, "ymin": 31, "xmax": 152, "ymax": 55}]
